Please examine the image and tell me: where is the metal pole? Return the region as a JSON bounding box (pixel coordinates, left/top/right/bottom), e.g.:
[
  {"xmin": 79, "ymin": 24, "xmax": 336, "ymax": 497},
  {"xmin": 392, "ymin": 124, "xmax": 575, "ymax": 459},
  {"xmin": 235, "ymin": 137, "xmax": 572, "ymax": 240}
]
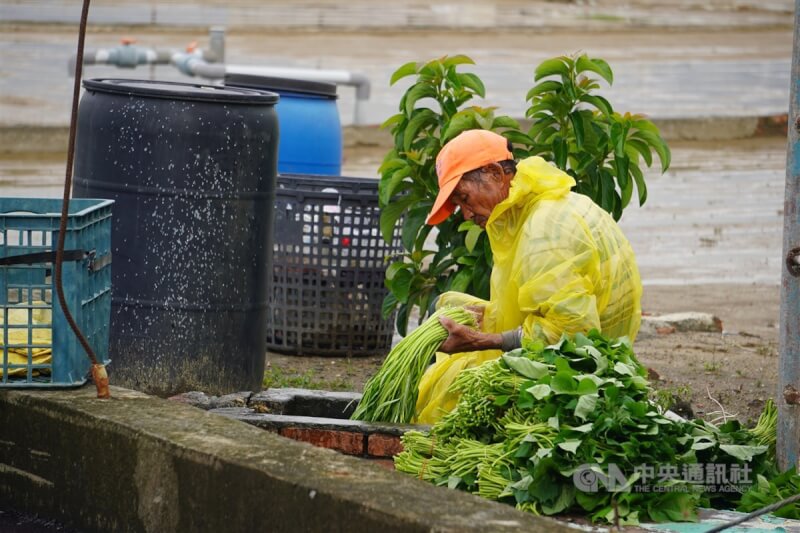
[{"xmin": 777, "ymin": 0, "xmax": 800, "ymax": 472}]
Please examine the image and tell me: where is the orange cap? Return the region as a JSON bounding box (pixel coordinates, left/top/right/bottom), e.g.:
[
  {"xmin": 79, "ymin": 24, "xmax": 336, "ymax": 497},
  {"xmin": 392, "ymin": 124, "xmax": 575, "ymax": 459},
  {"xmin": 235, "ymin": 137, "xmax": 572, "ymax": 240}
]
[{"xmin": 426, "ymin": 129, "xmax": 513, "ymax": 225}]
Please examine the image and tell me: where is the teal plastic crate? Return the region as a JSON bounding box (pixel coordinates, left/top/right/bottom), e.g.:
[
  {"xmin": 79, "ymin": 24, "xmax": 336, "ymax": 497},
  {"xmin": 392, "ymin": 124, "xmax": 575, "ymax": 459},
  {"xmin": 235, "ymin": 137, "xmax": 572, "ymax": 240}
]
[{"xmin": 0, "ymin": 198, "xmax": 113, "ymax": 387}]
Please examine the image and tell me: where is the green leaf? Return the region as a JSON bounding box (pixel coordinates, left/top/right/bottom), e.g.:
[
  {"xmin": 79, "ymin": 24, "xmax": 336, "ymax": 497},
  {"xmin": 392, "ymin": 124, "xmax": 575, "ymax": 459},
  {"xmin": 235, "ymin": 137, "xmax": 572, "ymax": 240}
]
[
  {"xmin": 458, "ymin": 73, "xmax": 486, "ymax": 98},
  {"xmin": 390, "ymin": 61, "xmax": 418, "ymax": 85},
  {"xmin": 569, "ymin": 111, "xmax": 585, "ymax": 149},
  {"xmin": 576, "ymin": 55, "xmax": 613, "ymax": 85},
  {"xmin": 457, "ymin": 220, "xmax": 476, "ymax": 231},
  {"xmin": 402, "ymin": 108, "xmax": 437, "ymax": 153},
  {"xmin": 558, "ymin": 439, "xmax": 582, "ymax": 453},
  {"xmin": 390, "ymin": 268, "xmax": 413, "ymax": 303},
  {"xmin": 720, "ymin": 444, "xmax": 768, "ymax": 462},
  {"xmin": 442, "ymin": 109, "xmax": 478, "ymax": 142},
  {"xmin": 379, "ymin": 194, "xmax": 417, "ymax": 242},
  {"xmin": 491, "ymin": 115, "xmax": 520, "ymax": 130},
  {"xmin": 474, "ymin": 109, "xmax": 494, "ymax": 130},
  {"xmin": 613, "ymin": 361, "xmax": 635, "ymax": 376},
  {"xmin": 419, "ymin": 58, "xmax": 446, "ymax": 80},
  {"xmin": 502, "ymin": 130, "xmax": 534, "ymax": 146},
  {"xmin": 620, "ymin": 165, "xmax": 633, "ymax": 209},
  {"xmin": 494, "ymin": 394, "xmax": 513, "ymax": 407},
  {"xmin": 576, "ymin": 378, "xmax": 598, "ymax": 395},
  {"xmin": 528, "ymin": 384, "xmax": 552, "ymax": 400},
  {"xmin": 528, "ymin": 116, "xmax": 557, "ymax": 139},
  {"xmin": 575, "ymin": 393, "xmax": 599, "ymax": 421},
  {"xmin": 449, "ymin": 268, "xmax": 472, "ymax": 292},
  {"xmin": 579, "ymin": 94, "xmax": 612, "ymax": 116},
  {"xmin": 632, "ymin": 130, "xmax": 671, "ymax": 172},
  {"xmin": 401, "ymin": 205, "xmax": 429, "ymax": 252},
  {"xmin": 563, "ymin": 422, "xmax": 593, "ymax": 433},
  {"xmin": 610, "ymin": 122, "xmax": 625, "ymax": 157},
  {"xmin": 404, "ymin": 83, "xmax": 438, "ymax": 115},
  {"xmin": 630, "ymin": 161, "xmax": 648, "ymax": 206},
  {"xmin": 502, "ymin": 354, "xmax": 551, "ymax": 380},
  {"xmin": 541, "ymin": 485, "xmax": 576, "ymax": 515},
  {"xmin": 553, "ymin": 136, "xmax": 568, "ymax": 170},
  {"xmin": 614, "ymin": 155, "xmax": 629, "ymax": 193},
  {"xmin": 378, "ymin": 157, "xmax": 407, "ymax": 176},
  {"xmin": 385, "ymin": 261, "xmax": 407, "ymax": 281},
  {"xmin": 380, "ymin": 113, "xmax": 405, "ymax": 130},
  {"xmin": 526, "ymin": 80, "xmax": 563, "ymax": 101},
  {"xmin": 551, "ymin": 372, "xmax": 578, "ymax": 394},
  {"xmin": 381, "ymin": 291, "xmax": 398, "ymax": 319},
  {"xmin": 535, "ymin": 57, "xmax": 571, "ymax": 81},
  {"xmin": 464, "ymin": 225, "xmax": 483, "ymax": 252},
  {"xmin": 379, "ymin": 165, "xmax": 412, "ymax": 205},
  {"xmin": 626, "ymin": 139, "xmax": 653, "ymax": 167},
  {"xmin": 631, "ymin": 118, "xmax": 661, "ymax": 135},
  {"xmin": 444, "ymin": 54, "xmax": 475, "ymax": 68},
  {"xmin": 395, "ymin": 303, "xmax": 410, "ymax": 336},
  {"xmin": 599, "ymin": 170, "xmax": 616, "ymax": 214}
]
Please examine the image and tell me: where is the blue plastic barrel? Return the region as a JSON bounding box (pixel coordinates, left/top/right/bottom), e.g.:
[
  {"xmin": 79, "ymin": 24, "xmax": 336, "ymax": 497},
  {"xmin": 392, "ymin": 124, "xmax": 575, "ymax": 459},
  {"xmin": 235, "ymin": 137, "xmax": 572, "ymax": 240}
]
[{"xmin": 225, "ymin": 74, "xmax": 342, "ymax": 176}]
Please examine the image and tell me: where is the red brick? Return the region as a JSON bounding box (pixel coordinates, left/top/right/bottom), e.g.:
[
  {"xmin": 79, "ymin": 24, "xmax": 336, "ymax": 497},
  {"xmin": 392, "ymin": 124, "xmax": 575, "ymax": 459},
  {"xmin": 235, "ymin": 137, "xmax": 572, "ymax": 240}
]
[
  {"xmin": 367, "ymin": 434, "xmax": 403, "ymax": 458},
  {"xmin": 279, "ymin": 427, "xmax": 364, "ymax": 455}
]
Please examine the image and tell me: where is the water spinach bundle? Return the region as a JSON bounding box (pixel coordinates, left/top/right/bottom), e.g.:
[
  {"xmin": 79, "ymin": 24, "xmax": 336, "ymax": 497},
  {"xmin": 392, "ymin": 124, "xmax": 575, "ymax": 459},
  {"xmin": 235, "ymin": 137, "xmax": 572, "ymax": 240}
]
[
  {"xmin": 395, "ymin": 330, "xmax": 782, "ymax": 525},
  {"xmin": 351, "ymin": 307, "xmax": 476, "ymax": 423}
]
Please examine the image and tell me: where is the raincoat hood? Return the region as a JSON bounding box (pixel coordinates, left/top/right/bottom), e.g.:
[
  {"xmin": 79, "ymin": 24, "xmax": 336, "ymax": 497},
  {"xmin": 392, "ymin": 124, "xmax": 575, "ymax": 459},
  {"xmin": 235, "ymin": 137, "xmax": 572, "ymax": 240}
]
[{"xmin": 487, "ymin": 156, "xmax": 576, "ymax": 262}]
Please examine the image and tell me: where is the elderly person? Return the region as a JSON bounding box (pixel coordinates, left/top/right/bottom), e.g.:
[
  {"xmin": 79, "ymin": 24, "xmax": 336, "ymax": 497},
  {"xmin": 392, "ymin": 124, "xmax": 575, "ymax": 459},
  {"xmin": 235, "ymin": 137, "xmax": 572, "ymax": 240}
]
[{"xmin": 415, "ymin": 129, "xmax": 642, "ymax": 423}]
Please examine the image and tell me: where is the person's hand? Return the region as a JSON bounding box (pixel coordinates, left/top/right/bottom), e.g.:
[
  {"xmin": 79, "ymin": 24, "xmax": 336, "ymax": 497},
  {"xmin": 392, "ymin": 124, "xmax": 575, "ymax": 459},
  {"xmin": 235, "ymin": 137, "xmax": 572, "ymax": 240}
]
[
  {"xmin": 463, "ymin": 305, "xmax": 485, "ymax": 329},
  {"xmin": 438, "ymin": 316, "xmax": 502, "ymax": 354}
]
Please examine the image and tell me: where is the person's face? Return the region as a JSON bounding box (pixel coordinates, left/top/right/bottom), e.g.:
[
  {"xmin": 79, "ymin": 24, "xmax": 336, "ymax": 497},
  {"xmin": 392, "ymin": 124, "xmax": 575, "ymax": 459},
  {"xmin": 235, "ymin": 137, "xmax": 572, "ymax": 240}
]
[{"xmin": 449, "ymin": 163, "xmax": 510, "ymax": 228}]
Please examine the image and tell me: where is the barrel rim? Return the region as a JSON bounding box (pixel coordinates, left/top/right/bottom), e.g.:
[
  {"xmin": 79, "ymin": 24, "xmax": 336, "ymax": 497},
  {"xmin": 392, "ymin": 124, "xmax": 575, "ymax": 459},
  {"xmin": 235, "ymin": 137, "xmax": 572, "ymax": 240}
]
[
  {"xmin": 224, "ymin": 73, "xmax": 338, "ymax": 99},
  {"xmin": 83, "ymin": 78, "xmax": 280, "ymax": 105}
]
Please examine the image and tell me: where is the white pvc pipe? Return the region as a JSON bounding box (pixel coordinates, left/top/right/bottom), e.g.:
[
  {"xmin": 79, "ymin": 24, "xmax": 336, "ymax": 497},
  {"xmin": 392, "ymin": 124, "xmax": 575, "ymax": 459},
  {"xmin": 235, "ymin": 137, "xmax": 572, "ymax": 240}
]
[{"xmin": 225, "ymin": 64, "xmax": 371, "ymax": 124}]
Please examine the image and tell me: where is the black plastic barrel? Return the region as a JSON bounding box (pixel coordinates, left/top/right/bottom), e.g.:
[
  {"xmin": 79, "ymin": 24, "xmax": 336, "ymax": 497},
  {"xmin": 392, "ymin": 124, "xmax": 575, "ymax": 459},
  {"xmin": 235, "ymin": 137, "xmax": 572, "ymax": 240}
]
[
  {"xmin": 73, "ymin": 78, "xmax": 279, "ymax": 396},
  {"xmin": 224, "ymin": 74, "xmax": 342, "ymax": 176}
]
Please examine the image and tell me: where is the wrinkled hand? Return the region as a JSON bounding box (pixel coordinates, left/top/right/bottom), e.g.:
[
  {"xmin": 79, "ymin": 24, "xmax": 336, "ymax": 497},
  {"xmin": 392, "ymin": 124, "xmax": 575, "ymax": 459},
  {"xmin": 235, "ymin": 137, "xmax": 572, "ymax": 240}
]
[
  {"xmin": 463, "ymin": 305, "xmax": 485, "ymax": 329},
  {"xmin": 438, "ymin": 316, "xmax": 502, "ymax": 354}
]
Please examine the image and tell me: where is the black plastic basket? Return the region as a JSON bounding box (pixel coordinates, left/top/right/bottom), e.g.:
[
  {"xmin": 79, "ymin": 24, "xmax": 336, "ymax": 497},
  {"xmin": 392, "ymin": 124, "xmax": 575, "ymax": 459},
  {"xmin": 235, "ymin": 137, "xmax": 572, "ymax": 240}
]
[{"xmin": 267, "ymin": 174, "xmax": 403, "ymax": 356}]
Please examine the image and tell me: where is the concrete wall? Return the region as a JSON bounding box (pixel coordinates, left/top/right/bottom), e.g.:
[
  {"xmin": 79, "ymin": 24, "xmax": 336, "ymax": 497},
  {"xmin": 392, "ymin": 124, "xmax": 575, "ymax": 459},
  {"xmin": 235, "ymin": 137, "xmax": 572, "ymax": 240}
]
[{"xmin": 0, "ymin": 386, "xmax": 572, "ymax": 533}]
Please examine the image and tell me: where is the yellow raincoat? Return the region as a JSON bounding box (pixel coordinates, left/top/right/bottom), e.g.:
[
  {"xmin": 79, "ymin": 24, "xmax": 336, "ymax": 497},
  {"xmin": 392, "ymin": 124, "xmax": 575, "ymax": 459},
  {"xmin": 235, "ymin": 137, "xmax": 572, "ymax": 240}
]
[{"xmin": 415, "ymin": 156, "xmax": 642, "ymax": 423}]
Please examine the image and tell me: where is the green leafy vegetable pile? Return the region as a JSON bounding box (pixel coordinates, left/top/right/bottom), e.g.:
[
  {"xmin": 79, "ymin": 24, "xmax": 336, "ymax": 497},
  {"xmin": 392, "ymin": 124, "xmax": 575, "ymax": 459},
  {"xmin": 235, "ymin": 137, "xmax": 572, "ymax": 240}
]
[
  {"xmin": 394, "ymin": 331, "xmax": 791, "ymax": 525},
  {"xmin": 351, "ymin": 307, "xmax": 475, "ymax": 423}
]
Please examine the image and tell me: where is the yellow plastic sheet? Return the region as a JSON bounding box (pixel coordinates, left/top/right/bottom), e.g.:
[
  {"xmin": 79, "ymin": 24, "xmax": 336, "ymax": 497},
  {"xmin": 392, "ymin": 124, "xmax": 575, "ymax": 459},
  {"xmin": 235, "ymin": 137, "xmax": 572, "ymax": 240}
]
[
  {"xmin": 415, "ymin": 157, "xmax": 642, "ymax": 423},
  {"xmin": 0, "ymin": 302, "xmax": 52, "ymax": 377}
]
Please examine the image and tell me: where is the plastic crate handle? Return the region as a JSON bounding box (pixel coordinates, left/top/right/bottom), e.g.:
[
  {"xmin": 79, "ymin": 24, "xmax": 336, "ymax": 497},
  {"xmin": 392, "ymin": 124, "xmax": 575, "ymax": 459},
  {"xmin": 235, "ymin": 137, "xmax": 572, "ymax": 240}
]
[{"xmin": 0, "ymin": 249, "xmax": 111, "ymax": 272}]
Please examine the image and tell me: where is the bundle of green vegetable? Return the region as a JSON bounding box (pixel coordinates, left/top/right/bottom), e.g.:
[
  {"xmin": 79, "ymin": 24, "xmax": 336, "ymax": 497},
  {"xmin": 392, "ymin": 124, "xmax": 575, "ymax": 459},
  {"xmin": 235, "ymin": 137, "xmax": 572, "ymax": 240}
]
[
  {"xmin": 395, "ymin": 330, "xmax": 787, "ymax": 525},
  {"xmin": 351, "ymin": 307, "xmax": 476, "ymax": 423}
]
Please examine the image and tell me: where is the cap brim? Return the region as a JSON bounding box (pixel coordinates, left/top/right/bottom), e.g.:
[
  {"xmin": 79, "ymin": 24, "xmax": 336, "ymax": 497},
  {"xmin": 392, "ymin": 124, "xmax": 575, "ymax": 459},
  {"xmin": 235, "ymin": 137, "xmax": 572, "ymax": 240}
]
[{"xmin": 425, "ymin": 177, "xmax": 460, "ymax": 225}]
